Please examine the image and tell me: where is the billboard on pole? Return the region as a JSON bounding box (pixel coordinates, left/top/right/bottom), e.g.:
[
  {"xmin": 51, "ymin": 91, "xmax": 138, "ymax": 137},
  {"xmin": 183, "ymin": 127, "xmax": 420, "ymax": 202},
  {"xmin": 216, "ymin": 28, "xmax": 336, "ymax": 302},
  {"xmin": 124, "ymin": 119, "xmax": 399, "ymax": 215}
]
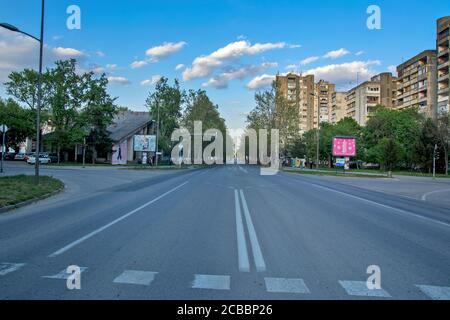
[
  {"xmin": 332, "ymin": 136, "xmax": 356, "ymax": 157},
  {"xmin": 133, "ymin": 135, "xmax": 156, "ymax": 152}
]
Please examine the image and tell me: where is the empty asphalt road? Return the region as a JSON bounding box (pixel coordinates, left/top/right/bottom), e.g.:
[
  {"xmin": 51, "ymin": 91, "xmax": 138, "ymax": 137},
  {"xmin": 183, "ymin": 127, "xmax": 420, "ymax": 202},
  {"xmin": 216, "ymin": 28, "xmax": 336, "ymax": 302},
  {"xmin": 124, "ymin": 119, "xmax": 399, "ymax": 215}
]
[{"xmin": 0, "ymin": 165, "xmax": 449, "ymax": 300}]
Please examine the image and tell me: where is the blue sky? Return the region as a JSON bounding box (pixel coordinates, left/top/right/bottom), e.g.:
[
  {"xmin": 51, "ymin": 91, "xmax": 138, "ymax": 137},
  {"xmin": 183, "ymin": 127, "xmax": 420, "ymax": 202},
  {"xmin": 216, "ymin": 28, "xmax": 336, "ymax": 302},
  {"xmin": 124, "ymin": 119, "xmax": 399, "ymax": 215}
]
[{"xmin": 0, "ymin": 0, "xmax": 448, "ymax": 131}]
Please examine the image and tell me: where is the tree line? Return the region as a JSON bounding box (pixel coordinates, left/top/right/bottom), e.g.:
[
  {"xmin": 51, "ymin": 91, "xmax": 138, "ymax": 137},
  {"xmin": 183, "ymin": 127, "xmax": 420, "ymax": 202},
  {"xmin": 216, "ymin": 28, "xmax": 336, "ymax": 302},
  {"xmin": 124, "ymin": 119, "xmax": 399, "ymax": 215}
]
[
  {"xmin": 0, "ymin": 59, "xmax": 228, "ymax": 164},
  {"xmin": 246, "ymin": 82, "xmax": 450, "ymax": 174}
]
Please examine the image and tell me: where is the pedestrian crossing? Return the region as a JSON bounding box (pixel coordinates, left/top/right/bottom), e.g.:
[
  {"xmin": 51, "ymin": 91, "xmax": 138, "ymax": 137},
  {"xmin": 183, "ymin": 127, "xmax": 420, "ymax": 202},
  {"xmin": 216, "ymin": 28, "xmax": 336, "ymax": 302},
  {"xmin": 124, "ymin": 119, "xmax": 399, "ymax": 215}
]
[{"xmin": 1, "ymin": 262, "xmax": 449, "ymax": 300}]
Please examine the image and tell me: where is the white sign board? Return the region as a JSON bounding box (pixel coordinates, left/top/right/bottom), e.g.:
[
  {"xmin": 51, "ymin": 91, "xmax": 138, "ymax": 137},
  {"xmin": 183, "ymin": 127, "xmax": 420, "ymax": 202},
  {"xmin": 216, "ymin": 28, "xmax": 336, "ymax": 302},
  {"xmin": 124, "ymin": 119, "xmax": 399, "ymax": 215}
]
[
  {"xmin": 0, "ymin": 125, "xmax": 8, "ymax": 133},
  {"xmin": 336, "ymin": 158, "xmax": 346, "ymax": 167},
  {"xmin": 133, "ymin": 135, "xmax": 156, "ymax": 152}
]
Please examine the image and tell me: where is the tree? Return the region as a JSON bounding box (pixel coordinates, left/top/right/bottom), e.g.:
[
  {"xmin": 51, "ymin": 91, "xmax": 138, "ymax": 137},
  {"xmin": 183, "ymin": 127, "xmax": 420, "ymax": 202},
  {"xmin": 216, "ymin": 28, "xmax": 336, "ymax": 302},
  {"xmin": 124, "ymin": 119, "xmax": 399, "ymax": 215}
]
[
  {"xmin": 4, "ymin": 69, "xmax": 47, "ymax": 111},
  {"xmin": 247, "ymin": 82, "xmax": 299, "ymax": 157},
  {"xmin": 436, "ymin": 114, "xmax": 450, "ymax": 175},
  {"xmin": 0, "ymin": 98, "xmax": 35, "ymax": 152},
  {"xmin": 364, "ymin": 106, "xmax": 422, "ymax": 170},
  {"xmin": 182, "ymin": 90, "xmax": 227, "ymax": 163},
  {"xmin": 145, "ymin": 77, "xmax": 184, "ymax": 155},
  {"xmin": 45, "ymin": 59, "xmax": 86, "ymax": 163},
  {"xmin": 81, "ymin": 73, "xmax": 118, "ymax": 163},
  {"xmin": 370, "ymin": 137, "xmax": 402, "ymax": 171}
]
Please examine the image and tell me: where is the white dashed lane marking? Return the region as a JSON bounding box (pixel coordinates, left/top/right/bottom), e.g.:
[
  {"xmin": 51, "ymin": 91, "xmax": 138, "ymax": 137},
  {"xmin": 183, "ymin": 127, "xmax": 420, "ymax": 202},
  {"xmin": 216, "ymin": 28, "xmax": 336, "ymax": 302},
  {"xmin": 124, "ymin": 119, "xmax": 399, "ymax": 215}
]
[
  {"xmin": 113, "ymin": 270, "xmax": 158, "ymax": 286},
  {"xmin": 0, "ymin": 263, "xmax": 26, "ymax": 276},
  {"xmin": 416, "ymin": 285, "xmax": 450, "ymax": 300},
  {"xmin": 339, "ymin": 281, "xmax": 391, "ymax": 298},
  {"xmin": 42, "ymin": 267, "xmax": 88, "ymax": 279},
  {"xmin": 265, "ymin": 277, "xmax": 310, "ymax": 294},
  {"xmin": 192, "ymin": 274, "xmax": 231, "ymax": 291}
]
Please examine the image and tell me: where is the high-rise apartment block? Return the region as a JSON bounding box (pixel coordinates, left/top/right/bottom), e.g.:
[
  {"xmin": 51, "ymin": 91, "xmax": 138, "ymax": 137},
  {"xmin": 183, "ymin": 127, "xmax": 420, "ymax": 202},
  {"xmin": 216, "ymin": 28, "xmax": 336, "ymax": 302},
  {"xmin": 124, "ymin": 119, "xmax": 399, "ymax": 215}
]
[
  {"xmin": 276, "ymin": 73, "xmax": 315, "ymax": 133},
  {"xmin": 275, "ymin": 17, "xmax": 448, "ymax": 133},
  {"xmin": 345, "ymin": 72, "xmax": 397, "ymax": 126},
  {"xmin": 331, "ymin": 92, "xmax": 347, "ymax": 124},
  {"xmin": 437, "ymin": 16, "xmax": 450, "ymax": 115},
  {"xmin": 314, "ymin": 80, "xmax": 336, "ymax": 125},
  {"xmin": 396, "ymin": 50, "xmax": 437, "ymax": 118}
]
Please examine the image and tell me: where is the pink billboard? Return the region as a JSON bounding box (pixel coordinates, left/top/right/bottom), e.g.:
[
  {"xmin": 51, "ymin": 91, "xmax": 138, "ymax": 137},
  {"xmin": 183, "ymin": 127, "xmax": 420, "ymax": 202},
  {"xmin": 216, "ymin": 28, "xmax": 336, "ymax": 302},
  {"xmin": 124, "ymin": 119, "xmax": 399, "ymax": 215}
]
[{"xmin": 332, "ymin": 137, "xmax": 356, "ymax": 157}]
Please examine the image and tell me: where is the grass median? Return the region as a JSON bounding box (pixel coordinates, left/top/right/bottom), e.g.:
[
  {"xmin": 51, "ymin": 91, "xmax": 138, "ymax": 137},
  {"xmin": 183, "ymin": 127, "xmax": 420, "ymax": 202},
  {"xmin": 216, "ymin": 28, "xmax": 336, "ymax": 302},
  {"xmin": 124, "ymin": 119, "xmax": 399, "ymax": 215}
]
[
  {"xmin": 282, "ymin": 168, "xmax": 390, "ymax": 179},
  {"xmin": 0, "ymin": 175, "xmax": 64, "ymax": 208}
]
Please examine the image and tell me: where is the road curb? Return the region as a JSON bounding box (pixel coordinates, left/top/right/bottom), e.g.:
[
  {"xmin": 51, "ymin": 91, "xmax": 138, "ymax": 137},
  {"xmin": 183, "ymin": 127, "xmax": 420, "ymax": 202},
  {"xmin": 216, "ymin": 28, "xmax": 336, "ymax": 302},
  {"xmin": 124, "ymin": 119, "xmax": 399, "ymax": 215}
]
[{"xmin": 0, "ymin": 184, "xmax": 66, "ymax": 214}]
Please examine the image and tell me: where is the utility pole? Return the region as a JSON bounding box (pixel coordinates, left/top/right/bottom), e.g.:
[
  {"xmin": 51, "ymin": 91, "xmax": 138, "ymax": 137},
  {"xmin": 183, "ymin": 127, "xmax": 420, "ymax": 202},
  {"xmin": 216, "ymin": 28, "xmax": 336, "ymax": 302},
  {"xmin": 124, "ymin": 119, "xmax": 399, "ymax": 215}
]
[
  {"xmin": 155, "ymin": 99, "xmax": 161, "ymax": 167},
  {"xmin": 82, "ymin": 137, "xmax": 86, "ymax": 168},
  {"xmin": 433, "ymin": 144, "xmax": 437, "ymax": 179}
]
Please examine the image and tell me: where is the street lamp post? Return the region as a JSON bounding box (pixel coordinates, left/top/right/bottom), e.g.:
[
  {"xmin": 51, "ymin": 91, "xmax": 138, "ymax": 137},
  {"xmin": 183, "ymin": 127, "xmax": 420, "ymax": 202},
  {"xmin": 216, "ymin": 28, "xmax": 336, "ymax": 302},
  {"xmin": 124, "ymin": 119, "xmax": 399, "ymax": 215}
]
[
  {"xmin": 0, "ymin": 0, "xmax": 45, "ymax": 184},
  {"xmin": 310, "ymin": 92, "xmax": 320, "ymax": 169},
  {"xmin": 155, "ymin": 99, "xmax": 161, "ymax": 167}
]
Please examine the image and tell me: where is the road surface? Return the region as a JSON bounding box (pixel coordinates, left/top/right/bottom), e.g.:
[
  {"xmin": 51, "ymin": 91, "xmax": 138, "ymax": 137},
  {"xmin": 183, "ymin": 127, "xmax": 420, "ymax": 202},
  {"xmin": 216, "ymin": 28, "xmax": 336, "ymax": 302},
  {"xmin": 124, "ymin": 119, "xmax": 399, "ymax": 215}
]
[{"xmin": 0, "ymin": 165, "xmax": 449, "ymax": 300}]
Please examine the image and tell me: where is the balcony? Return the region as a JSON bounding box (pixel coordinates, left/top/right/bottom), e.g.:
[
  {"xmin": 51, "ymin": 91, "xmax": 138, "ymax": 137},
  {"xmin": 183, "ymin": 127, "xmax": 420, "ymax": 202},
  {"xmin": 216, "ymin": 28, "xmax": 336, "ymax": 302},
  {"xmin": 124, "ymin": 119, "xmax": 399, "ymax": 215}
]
[{"xmin": 438, "ymin": 61, "xmax": 449, "ymax": 69}]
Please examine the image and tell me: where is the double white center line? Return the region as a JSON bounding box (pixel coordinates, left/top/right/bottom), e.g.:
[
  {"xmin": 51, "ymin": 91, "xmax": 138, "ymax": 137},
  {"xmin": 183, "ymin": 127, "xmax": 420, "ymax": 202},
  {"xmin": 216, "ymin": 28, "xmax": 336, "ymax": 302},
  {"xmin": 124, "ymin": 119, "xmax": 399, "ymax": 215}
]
[{"xmin": 234, "ymin": 189, "xmax": 266, "ymax": 272}]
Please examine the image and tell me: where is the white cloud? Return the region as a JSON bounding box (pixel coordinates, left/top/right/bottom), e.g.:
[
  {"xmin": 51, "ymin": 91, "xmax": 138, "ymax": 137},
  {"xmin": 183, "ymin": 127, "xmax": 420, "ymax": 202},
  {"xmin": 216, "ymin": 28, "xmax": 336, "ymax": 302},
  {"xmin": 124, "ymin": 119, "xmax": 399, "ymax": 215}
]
[
  {"xmin": 141, "ymin": 75, "xmax": 162, "ymax": 86},
  {"xmin": 107, "ymin": 76, "xmax": 131, "ymax": 85},
  {"xmin": 323, "ymin": 48, "xmax": 350, "ymax": 59},
  {"xmin": 355, "ymin": 51, "xmax": 365, "ymax": 56},
  {"xmin": 285, "ymin": 64, "xmax": 298, "ymax": 70},
  {"xmin": 300, "ymin": 56, "xmax": 319, "ymax": 65},
  {"xmin": 130, "ymin": 59, "xmax": 149, "ymax": 69},
  {"xmin": 203, "ymin": 62, "xmax": 278, "ymax": 89},
  {"xmin": 183, "ymin": 40, "xmax": 288, "ymax": 81},
  {"xmin": 52, "ymin": 47, "xmax": 85, "ymax": 58},
  {"xmin": 304, "ymin": 60, "xmax": 381, "ymax": 88},
  {"xmin": 0, "ymin": 29, "xmax": 90, "ymax": 83},
  {"xmin": 96, "ymin": 51, "xmax": 106, "ymax": 57},
  {"xmin": 246, "ymin": 74, "xmax": 276, "ymax": 90},
  {"xmin": 145, "ymin": 41, "xmax": 187, "ymax": 60},
  {"xmin": 388, "ymin": 65, "xmax": 397, "ymax": 76},
  {"xmin": 288, "ymin": 44, "xmax": 302, "ymax": 49},
  {"xmin": 175, "ymin": 64, "xmax": 185, "ymax": 71},
  {"xmin": 106, "ymin": 64, "xmax": 118, "ymax": 70},
  {"xmin": 52, "ymin": 35, "xmax": 63, "ymax": 41}
]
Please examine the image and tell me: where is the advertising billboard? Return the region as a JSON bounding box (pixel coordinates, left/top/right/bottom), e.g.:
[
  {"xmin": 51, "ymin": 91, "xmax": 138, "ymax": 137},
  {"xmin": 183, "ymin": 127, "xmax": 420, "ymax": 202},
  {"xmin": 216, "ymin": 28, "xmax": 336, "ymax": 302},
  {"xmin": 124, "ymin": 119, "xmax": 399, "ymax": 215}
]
[
  {"xmin": 133, "ymin": 135, "xmax": 156, "ymax": 152},
  {"xmin": 332, "ymin": 136, "xmax": 356, "ymax": 157}
]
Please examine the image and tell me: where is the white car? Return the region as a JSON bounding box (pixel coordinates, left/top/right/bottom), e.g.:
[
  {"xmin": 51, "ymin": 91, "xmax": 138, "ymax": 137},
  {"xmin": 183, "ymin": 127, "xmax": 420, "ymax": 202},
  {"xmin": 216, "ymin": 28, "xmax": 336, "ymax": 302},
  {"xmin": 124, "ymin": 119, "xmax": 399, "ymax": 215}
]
[{"xmin": 27, "ymin": 154, "xmax": 51, "ymax": 165}]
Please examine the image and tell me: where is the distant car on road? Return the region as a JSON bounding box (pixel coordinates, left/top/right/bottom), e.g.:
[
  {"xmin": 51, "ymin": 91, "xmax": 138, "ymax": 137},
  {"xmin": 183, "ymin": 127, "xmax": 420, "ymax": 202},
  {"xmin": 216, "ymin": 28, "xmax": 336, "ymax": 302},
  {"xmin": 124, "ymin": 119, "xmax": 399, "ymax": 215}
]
[{"xmin": 27, "ymin": 153, "xmax": 51, "ymax": 165}]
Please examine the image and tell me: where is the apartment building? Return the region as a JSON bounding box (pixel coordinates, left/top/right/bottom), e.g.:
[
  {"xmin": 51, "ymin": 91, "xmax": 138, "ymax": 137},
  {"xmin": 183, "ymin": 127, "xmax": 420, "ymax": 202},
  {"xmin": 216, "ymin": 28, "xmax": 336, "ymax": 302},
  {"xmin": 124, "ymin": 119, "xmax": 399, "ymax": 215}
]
[
  {"xmin": 396, "ymin": 50, "xmax": 438, "ymax": 118},
  {"xmin": 314, "ymin": 80, "xmax": 336, "ymax": 125},
  {"xmin": 346, "ymin": 80, "xmax": 381, "ymax": 126},
  {"xmin": 276, "ymin": 73, "xmax": 315, "ymax": 133},
  {"xmin": 345, "ymin": 72, "xmax": 397, "ymax": 126},
  {"xmin": 371, "ymin": 72, "xmax": 397, "ymax": 108},
  {"xmin": 331, "ymin": 92, "xmax": 347, "ymax": 124},
  {"xmin": 437, "ymin": 16, "xmax": 450, "ymax": 115}
]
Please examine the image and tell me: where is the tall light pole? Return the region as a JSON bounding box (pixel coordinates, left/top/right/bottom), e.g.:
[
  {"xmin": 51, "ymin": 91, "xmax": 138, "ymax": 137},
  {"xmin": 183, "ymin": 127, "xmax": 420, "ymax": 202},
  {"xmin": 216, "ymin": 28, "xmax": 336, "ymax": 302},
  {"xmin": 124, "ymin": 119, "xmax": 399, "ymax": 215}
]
[
  {"xmin": 433, "ymin": 144, "xmax": 437, "ymax": 179},
  {"xmin": 310, "ymin": 92, "xmax": 320, "ymax": 169},
  {"xmin": 1, "ymin": 0, "xmax": 45, "ymax": 184},
  {"xmin": 155, "ymin": 99, "xmax": 161, "ymax": 167}
]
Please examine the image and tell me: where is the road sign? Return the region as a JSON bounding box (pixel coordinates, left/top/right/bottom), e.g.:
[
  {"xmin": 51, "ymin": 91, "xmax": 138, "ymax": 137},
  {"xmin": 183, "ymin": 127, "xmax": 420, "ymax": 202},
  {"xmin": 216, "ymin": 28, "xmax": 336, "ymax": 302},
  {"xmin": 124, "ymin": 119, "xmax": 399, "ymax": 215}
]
[
  {"xmin": 0, "ymin": 124, "xmax": 8, "ymax": 133},
  {"xmin": 336, "ymin": 158, "xmax": 346, "ymax": 167},
  {"xmin": 333, "ymin": 136, "xmax": 356, "ymax": 157}
]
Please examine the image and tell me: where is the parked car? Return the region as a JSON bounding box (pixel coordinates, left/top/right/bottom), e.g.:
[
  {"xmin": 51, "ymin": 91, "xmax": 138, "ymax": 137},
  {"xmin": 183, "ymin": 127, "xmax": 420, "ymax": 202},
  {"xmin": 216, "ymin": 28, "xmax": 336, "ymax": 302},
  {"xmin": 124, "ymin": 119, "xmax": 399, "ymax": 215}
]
[
  {"xmin": 23, "ymin": 153, "xmax": 33, "ymax": 162},
  {"xmin": 1, "ymin": 152, "xmax": 15, "ymax": 160},
  {"xmin": 27, "ymin": 153, "xmax": 51, "ymax": 165},
  {"xmin": 48, "ymin": 153, "xmax": 58, "ymax": 163},
  {"xmin": 14, "ymin": 153, "xmax": 26, "ymax": 161}
]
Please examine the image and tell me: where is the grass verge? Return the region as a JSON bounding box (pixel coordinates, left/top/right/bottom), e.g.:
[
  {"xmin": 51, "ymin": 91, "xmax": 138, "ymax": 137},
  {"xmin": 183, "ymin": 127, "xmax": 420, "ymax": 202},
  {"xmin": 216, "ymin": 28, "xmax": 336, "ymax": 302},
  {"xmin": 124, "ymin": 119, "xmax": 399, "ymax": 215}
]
[
  {"xmin": 0, "ymin": 175, "xmax": 64, "ymax": 208},
  {"xmin": 283, "ymin": 168, "xmax": 389, "ymax": 179}
]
